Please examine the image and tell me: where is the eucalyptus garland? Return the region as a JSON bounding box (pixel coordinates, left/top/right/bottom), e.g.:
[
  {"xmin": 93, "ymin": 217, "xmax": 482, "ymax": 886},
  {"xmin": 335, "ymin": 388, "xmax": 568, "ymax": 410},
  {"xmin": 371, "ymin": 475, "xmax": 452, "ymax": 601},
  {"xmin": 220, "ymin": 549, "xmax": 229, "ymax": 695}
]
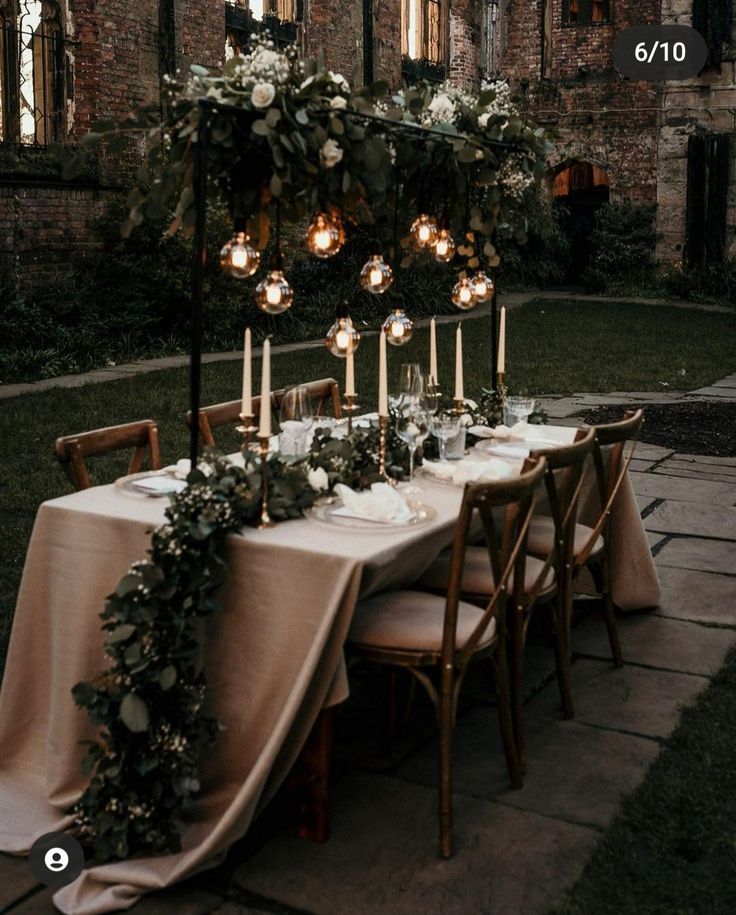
[{"xmin": 70, "ymin": 421, "xmax": 411, "ymax": 862}]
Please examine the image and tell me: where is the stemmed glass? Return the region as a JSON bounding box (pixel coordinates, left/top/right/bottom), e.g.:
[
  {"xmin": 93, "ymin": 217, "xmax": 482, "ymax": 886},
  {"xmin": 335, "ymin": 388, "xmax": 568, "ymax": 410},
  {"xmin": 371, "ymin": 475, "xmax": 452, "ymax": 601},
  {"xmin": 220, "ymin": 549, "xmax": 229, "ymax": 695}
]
[
  {"xmin": 431, "ymin": 412, "xmax": 461, "ymax": 463},
  {"xmin": 399, "ymin": 363, "xmax": 424, "ymax": 400},
  {"xmin": 396, "ymin": 403, "xmax": 430, "ymax": 493},
  {"xmin": 421, "ymin": 378, "xmax": 441, "ymax": 416},
  {"xmin": 503, "ymin": 396, "xmax": 536, "ymax": 428}
]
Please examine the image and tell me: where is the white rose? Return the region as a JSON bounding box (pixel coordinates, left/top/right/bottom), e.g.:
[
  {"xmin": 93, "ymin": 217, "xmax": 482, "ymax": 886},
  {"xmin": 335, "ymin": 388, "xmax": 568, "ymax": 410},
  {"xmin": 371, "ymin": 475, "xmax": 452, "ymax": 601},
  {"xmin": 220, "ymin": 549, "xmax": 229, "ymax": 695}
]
[
  {"xmin": 320, "ymin": 138, "xmax": 344, "ymax": 168},
  {"xmin": 427, "ymin": 93, "xmax": 455, "ymax": 123},
  {"xmin": 329, "ymin": 70, "xmax": 349, "ymax": 89},
  {"xmin": 330, "ymin": 95, "xmax": 348, "ymax": 109},
  {"xmin": 478, "ymin": 111, "xmax": 491, "ymax": 128},
  {"xmin": 308, "ymin": 467, "xmax": 329, "ymax": 491},
  {"xmin": 251, "ymin": 82, "xmax": 276, "ymax": 108},
  {"xmin": 300, "ymin": 74, "xmax": 315, "ymax": 89}
]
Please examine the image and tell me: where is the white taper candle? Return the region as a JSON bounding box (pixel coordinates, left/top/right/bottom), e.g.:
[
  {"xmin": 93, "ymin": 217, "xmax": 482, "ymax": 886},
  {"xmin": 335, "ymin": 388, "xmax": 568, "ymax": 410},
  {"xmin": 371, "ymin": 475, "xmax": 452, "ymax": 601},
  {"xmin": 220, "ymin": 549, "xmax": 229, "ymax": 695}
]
[
  {"xmin": 430, "ymin": 317, "xmax": 438, "ymax": 385},
  {"xmin": 497, "ymin": 305, "xmax": 506, "ymax": 375},
  {"xmin": 378, "ymin": 330, "xmax": 388, "ymax": 417},
  {"xmin": 258, "ymin": 338, "xmax": 271, "ymax": 437},
  {"xmin": 345, "ymin": 349, "xmax": 355, "ymax": 397},
  {"xmin": 454, "ymin": 324, "xmax": 464, "ymax": 401},
  {"xmin": 241, "ymin": 327, "xmax": 252, "ymax": 416}
]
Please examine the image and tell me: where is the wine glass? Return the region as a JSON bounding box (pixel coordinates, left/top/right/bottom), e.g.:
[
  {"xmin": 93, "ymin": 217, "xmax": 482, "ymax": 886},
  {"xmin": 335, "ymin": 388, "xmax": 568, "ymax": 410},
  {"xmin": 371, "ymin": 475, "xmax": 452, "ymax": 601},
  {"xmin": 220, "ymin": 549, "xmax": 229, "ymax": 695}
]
[
  {"xmin": 396, "ymin": 404, "xmax": 430, "ymax": 493},
  {"xmin": 399, "ymin": 363, "xmax": 424, "ymax": 400},
  {"xmin": 421, "ymin": 377, "xmax": 441, "ymax": 416},
  {"xmin": 503, "ymin": 396, "xmax": 536, "ymax": 428},
  {"xmin": 431, "ymin": 413, "xmax": 461, "ymax": 463},
  {"xmin": 279, "ymin": 386, "xmax": 311, "ymax": 456}
]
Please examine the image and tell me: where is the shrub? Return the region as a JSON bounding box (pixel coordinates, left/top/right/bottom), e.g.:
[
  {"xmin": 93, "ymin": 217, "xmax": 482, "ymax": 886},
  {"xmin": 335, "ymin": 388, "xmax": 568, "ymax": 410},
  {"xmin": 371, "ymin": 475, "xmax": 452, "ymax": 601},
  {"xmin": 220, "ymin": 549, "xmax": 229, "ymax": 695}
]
[
  {"xmin": 583, "ymin": 201, "xmax": 657, "ymax": 290},
  {"xmin": 498, "ymin": 194, "xmax": 571, "ymax": 289}
]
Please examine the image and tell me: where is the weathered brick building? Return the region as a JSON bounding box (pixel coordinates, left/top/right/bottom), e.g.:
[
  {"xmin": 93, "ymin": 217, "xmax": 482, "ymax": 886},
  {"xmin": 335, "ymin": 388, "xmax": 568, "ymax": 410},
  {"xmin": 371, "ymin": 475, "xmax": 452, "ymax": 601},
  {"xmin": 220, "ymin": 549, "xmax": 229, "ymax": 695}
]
[{"xmin": 0, "ymin": 0, "xmax": 733, "ymax": 282}]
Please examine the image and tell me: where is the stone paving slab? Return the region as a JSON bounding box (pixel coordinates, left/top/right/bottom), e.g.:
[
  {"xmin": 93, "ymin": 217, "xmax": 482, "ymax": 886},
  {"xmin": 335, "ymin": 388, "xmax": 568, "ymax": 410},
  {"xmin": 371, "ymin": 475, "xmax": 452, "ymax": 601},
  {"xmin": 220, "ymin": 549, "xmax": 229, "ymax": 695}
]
[
  {"xmin": 531, "ymin": 659, "xmax": 708, "ymax": 739},
  {"xmin": 632, "ymin": 445, "xmax": 674, "ymax": 462},
  {"xmin": 655, "ymin": 536, "xmax": 736, "ymax": 575},
  {"xmin": 395, "ymin": 706, "xmax": 659, "ymax": 830},
  {"xmin": 629, "ymin": 471, "xmax": 736, "ymax": 505},
  {"xmin": 687, "ymin": 386, "xmax": 736, "ymax": 399},
  {"xmin": 674, "ymin": 453, "xmax": 736, "ymax": 467},
  {"xmin": 655, "ymin": 567, "xmax": 736, "ymax": 625},
  {"xmin": 712, "ymin": 376, "xmax": 736, "ymax": 388},
  {"xmin": 647, "ymin": 532, "xmax": 666, "ymax": 550},
  {"xmin": 660, "ymin": 459, "xmax": 736, "ymax": 478},
  {"xmin": 637, "ymin": 495, "xmax": 657, "ymax": 514},
  {"xmin": 653, "ymin": 467, "xmax": 736, "ymax": 484},
  {"xmin": 234, "ymin": 772, "xmax": 599, "ymax": 915},
  {"xmin": 644, "ymin": 500, "xmax": 736, "ymax": 540},
  {"xmin": 572, "ymin": 612, "xmax": 736, "ymax": 677},
  {"xmin": 0, "ymin": 853, "xmax": 41, "ymax": 909},
  {"xmin": 629, "ymin": 458, "xmax": 659, "ymax": 473}
]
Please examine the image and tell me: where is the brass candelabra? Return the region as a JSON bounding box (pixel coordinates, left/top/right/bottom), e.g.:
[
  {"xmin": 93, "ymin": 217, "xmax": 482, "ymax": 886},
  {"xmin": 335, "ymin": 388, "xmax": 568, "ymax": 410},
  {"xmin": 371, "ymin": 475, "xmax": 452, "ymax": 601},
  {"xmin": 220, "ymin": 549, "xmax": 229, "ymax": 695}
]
[
  {"xmin": 258, "ymin": 434, "xmax": 274, "ymax": 529},
  {"xmin": 342, "ymin": 394, "xmax": 360, "ymax": 435},
  {"xmin": 378, "ymin": 414, "xmax": 388, "ymax": 479},
  {"xmin": 237, "ymin": 413, "xmax": 258, "ymax": 451}
]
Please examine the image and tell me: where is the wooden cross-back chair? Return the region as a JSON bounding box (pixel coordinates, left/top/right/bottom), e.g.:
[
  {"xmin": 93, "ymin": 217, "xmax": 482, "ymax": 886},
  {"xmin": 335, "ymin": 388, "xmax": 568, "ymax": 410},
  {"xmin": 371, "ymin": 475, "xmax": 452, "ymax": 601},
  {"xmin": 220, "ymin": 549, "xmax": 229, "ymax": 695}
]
[
  {"xmin": 347, "ymin": 457, "xmax": 548, "ymax": 859},
  {"xmin": 187, "ymin": 378, "xmax": 342, "ymax": 449},
  {"xmin": 54, "ymin": 420, "xmax": 162, "ymax": 491},
  {"xmin": 525, "ymin": 428, "xmax": 597, "ymax": 726}
]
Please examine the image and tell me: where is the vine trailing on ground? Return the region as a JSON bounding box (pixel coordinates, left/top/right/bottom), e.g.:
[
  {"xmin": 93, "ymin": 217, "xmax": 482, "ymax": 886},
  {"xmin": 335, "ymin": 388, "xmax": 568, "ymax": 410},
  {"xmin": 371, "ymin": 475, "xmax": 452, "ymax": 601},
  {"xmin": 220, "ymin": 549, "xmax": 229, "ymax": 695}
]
[{"xmin": 70, "ymin": 421, "xmax": 412, "ymax": 862}]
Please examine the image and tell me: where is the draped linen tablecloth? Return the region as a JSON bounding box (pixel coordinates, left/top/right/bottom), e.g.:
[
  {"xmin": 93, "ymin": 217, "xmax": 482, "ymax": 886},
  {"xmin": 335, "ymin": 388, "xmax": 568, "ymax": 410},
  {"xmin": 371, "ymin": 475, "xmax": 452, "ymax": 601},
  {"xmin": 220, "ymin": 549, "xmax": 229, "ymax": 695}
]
[{"xmin": 0, "ymin": 440, "xmax": 659, "ymax": 914}]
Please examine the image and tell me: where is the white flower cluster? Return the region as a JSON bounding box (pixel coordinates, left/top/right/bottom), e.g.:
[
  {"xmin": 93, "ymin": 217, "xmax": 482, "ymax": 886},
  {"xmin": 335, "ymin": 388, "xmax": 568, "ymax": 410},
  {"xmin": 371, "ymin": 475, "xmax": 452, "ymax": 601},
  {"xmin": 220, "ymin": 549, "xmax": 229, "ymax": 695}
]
[
  {"xmin": 497, "ymin": 153, "xmax": 535, "ymax": 200},
  {"xmin": 477, "ymin": 79, "xmax": 517, "ymax": 129}
]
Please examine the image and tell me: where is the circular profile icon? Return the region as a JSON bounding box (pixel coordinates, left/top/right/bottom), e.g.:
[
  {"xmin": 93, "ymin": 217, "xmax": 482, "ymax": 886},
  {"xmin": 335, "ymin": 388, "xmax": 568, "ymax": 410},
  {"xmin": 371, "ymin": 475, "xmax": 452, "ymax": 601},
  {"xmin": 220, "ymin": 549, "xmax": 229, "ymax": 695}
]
[{"xmin": 29, "ymin": 832, "xmax": 85, "ymax": 888}]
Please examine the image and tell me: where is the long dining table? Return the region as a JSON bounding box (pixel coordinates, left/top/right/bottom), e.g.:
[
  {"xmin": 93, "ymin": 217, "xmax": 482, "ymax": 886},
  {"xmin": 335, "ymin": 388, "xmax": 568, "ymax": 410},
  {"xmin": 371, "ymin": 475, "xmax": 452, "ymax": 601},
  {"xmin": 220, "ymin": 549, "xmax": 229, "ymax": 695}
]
[{"xmin": 0, "ymin": 427, "xmax": 660, "ymax": 914}]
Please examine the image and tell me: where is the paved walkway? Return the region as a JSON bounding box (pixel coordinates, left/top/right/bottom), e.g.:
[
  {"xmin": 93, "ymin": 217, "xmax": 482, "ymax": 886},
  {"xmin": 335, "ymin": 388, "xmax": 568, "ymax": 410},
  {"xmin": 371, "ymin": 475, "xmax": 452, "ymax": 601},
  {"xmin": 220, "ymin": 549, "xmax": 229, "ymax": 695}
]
[
  {"xmin": 1, "ymin": 378, "xmax": 735, "ymax": 914},
  {"xmin": 0, "ymin": 291, "xmax": 730, "ymax": 401}
]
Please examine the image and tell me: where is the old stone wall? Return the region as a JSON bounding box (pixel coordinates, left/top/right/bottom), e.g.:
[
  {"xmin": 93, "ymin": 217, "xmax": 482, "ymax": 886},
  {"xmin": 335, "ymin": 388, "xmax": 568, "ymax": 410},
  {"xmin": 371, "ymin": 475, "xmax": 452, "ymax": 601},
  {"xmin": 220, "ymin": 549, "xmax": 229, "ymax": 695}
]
[{"xmin": 657, "ymin": 0, "xmax": 736, "ymax": 263}]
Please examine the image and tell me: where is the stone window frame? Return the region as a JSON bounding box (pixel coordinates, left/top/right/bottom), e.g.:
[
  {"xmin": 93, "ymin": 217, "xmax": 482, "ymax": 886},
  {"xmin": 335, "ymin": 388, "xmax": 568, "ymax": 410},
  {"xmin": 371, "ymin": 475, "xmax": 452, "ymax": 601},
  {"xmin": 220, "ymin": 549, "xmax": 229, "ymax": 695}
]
[
  {"xmin": 401, "ymin": 0, "xmax": 447, "ymax": 68},
  {"xmin": 561, "ymin": 0, "xmax": 611, "ymax": 27},
  {"xmin": 0, "ymin": 0, "xmax": 64, "ymax": 146}
]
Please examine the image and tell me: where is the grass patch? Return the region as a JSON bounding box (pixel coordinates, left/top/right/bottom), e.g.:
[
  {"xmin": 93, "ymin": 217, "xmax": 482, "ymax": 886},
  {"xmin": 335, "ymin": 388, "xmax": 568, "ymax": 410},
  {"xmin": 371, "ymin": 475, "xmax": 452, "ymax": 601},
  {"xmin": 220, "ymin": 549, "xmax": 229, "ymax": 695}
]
[
  {"xmin": 552, "ymin": 644, "xmax": 736, "ymax": 915},
  {"xmin": 1, "ymin": 297, "xmax": 734, "ymax": 672}
]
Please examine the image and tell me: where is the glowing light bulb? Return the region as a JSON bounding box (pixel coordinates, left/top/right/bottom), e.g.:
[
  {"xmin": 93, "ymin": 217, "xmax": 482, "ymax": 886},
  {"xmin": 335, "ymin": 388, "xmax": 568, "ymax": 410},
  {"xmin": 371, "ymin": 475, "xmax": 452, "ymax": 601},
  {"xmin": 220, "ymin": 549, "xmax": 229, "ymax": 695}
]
[
  {"xmin": 382, "ymin": 308, "xmax": 414, "ymax": 346},
  {"xmin": 419, "ymin": 225, "xmax": 430, "ymax": 242},
  {"xmin": 433, "ymin": 229, "xmax": 456, "ymax": 264},
  {"xmin": 220, "ymin": 231, "xmax": 260, "ymax": 279},
  {"xmin": 326, "ymin": 315, "xmax": 360, "ymax": 356},
  {"xmin": 460, "ymin": 285, "xmax": 472, "ymax": 303},
  {"xmin": 255, "ymin": 269, "xmax": 293, "ymax": 315},
  {"xmin": 451, "ymin": 277, "xmax": 479, "ymax": 311},
  {"xmin": 359, "ymin": 254, "xmax": 393, "ymax": 294},
  {"xmin": 409, "ymin": 214, "xmax": 439, "ymax": 251},
  {"xmin": 470, "ymin": 270, "xmax": 494, "ymax": 303},
  {"xmin": 306, "ymin": 212, "xmax": 344, "ymax": 259}
]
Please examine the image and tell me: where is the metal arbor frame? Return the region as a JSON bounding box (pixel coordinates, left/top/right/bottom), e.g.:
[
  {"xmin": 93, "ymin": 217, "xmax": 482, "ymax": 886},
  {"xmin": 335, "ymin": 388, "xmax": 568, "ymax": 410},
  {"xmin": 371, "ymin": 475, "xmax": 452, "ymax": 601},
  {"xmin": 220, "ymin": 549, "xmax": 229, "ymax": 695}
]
[{"xmin": 187, "ymin": 96, "xmax": 510, "ymax": 468}]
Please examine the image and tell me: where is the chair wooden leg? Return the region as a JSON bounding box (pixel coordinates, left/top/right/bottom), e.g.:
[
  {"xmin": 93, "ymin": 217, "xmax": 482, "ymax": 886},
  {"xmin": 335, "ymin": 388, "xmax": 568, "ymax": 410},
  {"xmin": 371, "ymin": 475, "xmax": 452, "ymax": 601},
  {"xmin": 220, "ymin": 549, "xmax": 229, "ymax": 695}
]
[
  {"xmin": 553, "ymin": 576, "xmax": 575, "ymax": 719},
  {"xmin": 491, "ymin": 653, "xmax": 523, "ymax": 790},
  {"xmin": 296, "ymin": 708, "xmax": 333, "ymax": 843},
  {"xmin": 438, "ymin": 685, "xmax": 454, "ymax": 859},
  {"xmin": 509, "ymin": 607, "xmax": 527, "ymax": 772},
  {"xmin": 590, "ymin": 557, "xmax": 623, "ymax": 668}
]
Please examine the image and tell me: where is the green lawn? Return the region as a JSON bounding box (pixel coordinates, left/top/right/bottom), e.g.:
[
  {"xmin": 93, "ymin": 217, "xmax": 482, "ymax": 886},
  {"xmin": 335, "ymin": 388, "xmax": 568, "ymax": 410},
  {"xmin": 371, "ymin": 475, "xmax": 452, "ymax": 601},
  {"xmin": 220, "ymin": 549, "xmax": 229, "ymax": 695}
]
[
  {"xmin": 1, "ymin": 297, "xmax": 734, "ymax": 667},
  {"xmin": 552, "ymin": 645, "xmax": 736, "ymax": 915}
]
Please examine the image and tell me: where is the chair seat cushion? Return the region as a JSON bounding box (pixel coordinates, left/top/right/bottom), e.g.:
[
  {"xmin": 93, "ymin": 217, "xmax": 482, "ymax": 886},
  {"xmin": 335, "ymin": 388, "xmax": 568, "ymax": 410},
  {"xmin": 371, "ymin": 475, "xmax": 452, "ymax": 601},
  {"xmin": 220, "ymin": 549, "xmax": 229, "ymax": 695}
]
[
  {"xmin": 526, "ymin": 516, "xmax": 604, "ymax": 558},
  {"xmin": 348, "ymin": 590, "xmax": 496, "ymax": 653},
  {"xmin": 418, "ymin": 547, "xmax": 556, "ymax": 599}
]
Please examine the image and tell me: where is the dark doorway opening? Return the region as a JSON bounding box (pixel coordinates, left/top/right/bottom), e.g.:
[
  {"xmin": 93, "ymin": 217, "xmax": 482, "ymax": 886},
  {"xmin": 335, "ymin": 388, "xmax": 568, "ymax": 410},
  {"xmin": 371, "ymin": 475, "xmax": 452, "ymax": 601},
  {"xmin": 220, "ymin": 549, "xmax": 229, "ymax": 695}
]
[{"xmin": 551, "ymin": 161, "xmax": 610, "ymax": 281}]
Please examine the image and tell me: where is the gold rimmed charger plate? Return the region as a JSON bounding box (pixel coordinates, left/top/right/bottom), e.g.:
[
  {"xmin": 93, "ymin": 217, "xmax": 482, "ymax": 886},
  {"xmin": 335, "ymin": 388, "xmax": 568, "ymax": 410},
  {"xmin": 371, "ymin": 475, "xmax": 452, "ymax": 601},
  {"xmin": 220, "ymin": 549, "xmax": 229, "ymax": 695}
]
[{"xmin": 307, "ymin": 499, "xmax": 437, "ymax": 532}]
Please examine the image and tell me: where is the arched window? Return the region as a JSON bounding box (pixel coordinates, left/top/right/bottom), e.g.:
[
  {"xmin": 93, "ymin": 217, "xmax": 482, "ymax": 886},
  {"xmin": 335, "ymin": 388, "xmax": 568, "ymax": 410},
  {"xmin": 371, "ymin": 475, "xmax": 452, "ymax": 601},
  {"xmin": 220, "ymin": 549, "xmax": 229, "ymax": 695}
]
[
  {"xmin": 401, "ymin": 0, "xmax": 445, "ymax": 64},
  {"xmin": 0, "ymin": 0, "xmax": 63, "ymax": 145}
]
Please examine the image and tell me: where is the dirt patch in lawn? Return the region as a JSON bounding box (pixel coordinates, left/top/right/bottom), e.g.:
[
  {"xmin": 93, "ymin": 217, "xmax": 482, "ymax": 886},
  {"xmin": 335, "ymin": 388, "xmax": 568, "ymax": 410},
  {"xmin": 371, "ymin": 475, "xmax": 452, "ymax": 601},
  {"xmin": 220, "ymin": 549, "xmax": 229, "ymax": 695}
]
[{"xmin": 579, "ymin": 400, "xmax": 736, "ymax": 457}]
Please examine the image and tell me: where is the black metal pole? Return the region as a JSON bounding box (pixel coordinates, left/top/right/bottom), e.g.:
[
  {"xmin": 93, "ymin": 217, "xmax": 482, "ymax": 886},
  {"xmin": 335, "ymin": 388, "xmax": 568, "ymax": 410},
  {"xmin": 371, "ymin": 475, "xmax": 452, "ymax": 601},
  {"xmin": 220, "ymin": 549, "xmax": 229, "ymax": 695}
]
[{"xmin": 189, "ymin": 103, "xmax": 209, "ymax": 471}]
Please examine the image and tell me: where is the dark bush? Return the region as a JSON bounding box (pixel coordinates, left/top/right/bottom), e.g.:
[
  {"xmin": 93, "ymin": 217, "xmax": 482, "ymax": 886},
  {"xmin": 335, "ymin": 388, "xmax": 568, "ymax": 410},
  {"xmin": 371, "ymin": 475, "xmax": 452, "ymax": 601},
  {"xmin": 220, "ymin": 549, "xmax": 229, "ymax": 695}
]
[
  {"xmin": 581, "ymin": 201, "xmax": 657, "ymax": 291},
  {"xmin": 498, "ymin": 195, "xmax": 571, "ymax": 289}
]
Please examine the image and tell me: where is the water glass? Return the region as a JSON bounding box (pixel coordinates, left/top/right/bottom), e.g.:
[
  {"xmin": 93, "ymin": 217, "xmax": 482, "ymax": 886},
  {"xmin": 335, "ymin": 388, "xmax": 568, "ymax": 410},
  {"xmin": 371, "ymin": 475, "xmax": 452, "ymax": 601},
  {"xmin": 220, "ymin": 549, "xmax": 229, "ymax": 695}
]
[
  {"xmin": 503, "ymin": 396, "xmax": 536, "ymax": 428},
  {"xmin": 431, "ymin": 414, "xmax": 461, "ymax": 463},
  {"xmin": 279, "ymin": 386, "xmax": 312, "ymax": 456}
]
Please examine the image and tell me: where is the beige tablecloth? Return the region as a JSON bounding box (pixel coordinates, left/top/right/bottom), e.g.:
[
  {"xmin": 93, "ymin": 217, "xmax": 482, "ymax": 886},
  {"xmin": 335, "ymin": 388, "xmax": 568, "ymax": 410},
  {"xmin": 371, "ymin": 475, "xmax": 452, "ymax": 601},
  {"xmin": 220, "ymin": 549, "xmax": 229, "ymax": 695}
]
[{"xmin": 0, "ymin": 446, "xmax": 659, "ymax": 913}]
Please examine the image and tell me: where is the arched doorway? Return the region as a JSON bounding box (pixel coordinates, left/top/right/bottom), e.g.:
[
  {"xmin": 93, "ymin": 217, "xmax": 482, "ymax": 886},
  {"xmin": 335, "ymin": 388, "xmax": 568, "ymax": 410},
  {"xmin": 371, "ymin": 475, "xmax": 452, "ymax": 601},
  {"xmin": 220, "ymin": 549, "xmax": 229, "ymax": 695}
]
[{"xmin": 551, "ymin": 161, "xmax": 610, "ymax": 280}]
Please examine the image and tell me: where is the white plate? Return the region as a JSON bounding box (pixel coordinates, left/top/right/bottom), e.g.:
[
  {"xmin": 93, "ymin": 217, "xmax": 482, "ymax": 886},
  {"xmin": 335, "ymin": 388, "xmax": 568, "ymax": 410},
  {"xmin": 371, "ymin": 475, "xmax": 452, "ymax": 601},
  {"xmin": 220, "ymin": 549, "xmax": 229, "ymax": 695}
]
[
  {"xmin": 115, "ymin": 471, "xmax": 188, "ymax": 497},
  {"xmin": 308, "ymin": 499, "xmax": 436, "ymax": 532}
]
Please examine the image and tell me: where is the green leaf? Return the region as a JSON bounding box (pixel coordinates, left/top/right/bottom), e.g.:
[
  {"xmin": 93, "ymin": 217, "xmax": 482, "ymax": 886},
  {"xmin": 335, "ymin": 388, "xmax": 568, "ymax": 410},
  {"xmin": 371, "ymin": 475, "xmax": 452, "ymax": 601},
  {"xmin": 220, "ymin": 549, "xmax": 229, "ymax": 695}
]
[
  {"xmin": 159, "ymin": 666, "xmax": 177, "ymax": 690},
  {"xmin": 265, "ymin": 107, "xmax": 281, "ymax": 128},
  {"xmin": 108, "ymin": 624, "xmax": 137, "ymax": 644},
  {"xmin": 120, "ymin": 693, "xmax": 150, "ymax": 733},
  {"xmin": 115, "ymin": 574, "xmax": 141, "ymax": 597},
  {"xmin": 190, "ymin": 64, "xmax": 209, "ymax": 76},
  {"xmin": 270, "ymin": 174, "xmax": 282, "ymax": 197},
  {"xmin": 252, "ymin": 120, "xmax": 270, "ymax": 137},
  {"xmin": 295, "ymin": 109, "xmax": 310, "ymax": 126}
]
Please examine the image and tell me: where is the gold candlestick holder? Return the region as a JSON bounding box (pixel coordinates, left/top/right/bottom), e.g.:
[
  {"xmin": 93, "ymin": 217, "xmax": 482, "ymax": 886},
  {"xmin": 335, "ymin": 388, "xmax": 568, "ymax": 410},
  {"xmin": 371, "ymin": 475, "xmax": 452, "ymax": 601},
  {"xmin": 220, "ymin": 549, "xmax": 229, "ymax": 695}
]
[
  {"xmin": 237, "ymin": 413, "xmax": 258, "ymax": 452},
  {"xmin": 342, "ymin": 394, "xmax": 359, "ymax": 434},
  {"xmin": 454, "ymin": 397, "xmax": 465, "ymax": 416},
  {"xmin": 496, "ymin": 373, "xmax": 506, "ymax": 403},
  {"xmin": 378, "ymin": 414, "xmax": 389, "ymax": 479},
  {"xmin": 258, "ymin": 434, "xmax": 274, "ymax": 529}
]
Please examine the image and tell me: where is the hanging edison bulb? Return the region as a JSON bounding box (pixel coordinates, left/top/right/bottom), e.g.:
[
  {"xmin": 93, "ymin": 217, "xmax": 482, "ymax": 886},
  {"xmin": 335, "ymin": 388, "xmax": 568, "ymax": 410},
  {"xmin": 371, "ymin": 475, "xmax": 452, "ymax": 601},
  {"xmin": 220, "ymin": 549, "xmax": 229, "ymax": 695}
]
[
  {"xmin": 255, "ymin": 269, "xmax": 294, "ymax": 315},
  {"xmin": 359, "ymin": 255, "xmax": 394, "ymax": 294},
  {"xmin": 409, "ymin": 214, "xmax": 439, "ymax": 251},
  {"xmin": 219, "ymin": 231, "xmax": 260, "ymax": 278},
  {"xmin": 452, "ymin": 277, "xmax": 478, "ymax": 311},
  {"xmin": 433, "ymin": 229, "xmax": 456, "ymax": 263},
  {"xmin": 306, "ymin": 211, "xmax": 344, "ymax": 259},
  {"xmin": 470, "ymin": 270, "xmax": 495, "ymax": 303},
  {"xmin": 325, "ymin": 315, "xmax": 360, "ymax": 357},
  {"xmin": 382, "ymin": 308, "xmax": 414, "ymax": 346}
]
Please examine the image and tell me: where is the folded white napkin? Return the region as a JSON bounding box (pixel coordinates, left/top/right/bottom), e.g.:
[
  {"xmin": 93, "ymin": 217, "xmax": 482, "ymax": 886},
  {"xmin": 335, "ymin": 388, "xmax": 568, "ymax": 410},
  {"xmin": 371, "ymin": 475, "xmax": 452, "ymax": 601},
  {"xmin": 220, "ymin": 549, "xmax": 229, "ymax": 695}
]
[
  {"xmin": 279, "ymin": 420, "xmax": 310, "ymax": 457},
  {"xmin": 333, "ymin": 482, "xmax": 415, "ymax": 524},
  {"xmin": 492, "ymin": 422, "xmax": 577, "ymax": 446},
  {"xmin": 131, "ymin": 476, "xmax": 188, "ymax": 495},
  {"xmin": 423, "ymin": 457, "xmax": 515, "ymax": 485}
]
